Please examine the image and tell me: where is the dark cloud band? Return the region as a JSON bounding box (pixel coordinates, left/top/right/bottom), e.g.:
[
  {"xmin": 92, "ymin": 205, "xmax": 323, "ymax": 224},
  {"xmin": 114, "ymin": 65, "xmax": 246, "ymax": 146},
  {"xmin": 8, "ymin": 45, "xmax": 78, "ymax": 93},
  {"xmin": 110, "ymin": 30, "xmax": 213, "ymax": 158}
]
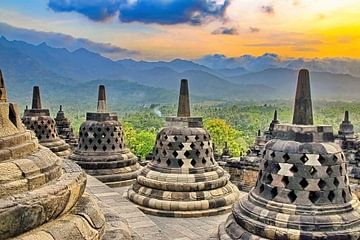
[{"xmin": 47, "ymin": 0, "xmax": 230, "ymax": 25}]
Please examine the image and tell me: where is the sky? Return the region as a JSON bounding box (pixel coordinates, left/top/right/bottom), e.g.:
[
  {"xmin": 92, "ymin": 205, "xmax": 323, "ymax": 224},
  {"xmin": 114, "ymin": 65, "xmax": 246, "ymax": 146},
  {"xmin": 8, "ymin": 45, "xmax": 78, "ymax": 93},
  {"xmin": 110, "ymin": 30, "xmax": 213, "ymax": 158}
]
[{"xmin": 0, "ymin": 0, "xmax": 359, "ymax": 60}]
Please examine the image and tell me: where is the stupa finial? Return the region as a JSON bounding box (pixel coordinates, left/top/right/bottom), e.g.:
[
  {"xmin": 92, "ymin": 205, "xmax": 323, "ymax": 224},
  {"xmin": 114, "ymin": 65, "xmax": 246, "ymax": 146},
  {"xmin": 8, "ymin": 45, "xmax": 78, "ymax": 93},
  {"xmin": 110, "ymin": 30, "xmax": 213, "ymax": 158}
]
[
  {"xmin": 97, "ymin": 85, "xmax": 106, "ymax": 112},
  {"xmin": 177, "ymin": 79, "xmax": 190, "ymax": 117},
  {"xmin": 32, "ymin": 86, "xmax": 42, "ymax": 110},
  {"xmin": 292, "ymin": 69, "xmax": 313, "ymax": 125},
  {"xmin": 344, "ymin": 110, "xmax": 349, "ymax": 122},
  {"xmin": 0, "ymin": 70, "xmax": 7, "ymax": 102}
]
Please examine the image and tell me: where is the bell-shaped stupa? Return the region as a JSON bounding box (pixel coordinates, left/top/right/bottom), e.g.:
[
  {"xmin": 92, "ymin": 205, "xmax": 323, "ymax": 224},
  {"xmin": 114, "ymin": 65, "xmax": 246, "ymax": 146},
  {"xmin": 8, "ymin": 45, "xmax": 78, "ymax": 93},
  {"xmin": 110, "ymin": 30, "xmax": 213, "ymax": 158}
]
[
  {"xmin": 128, "ymin": 79, "xmax": 240, "ymax": 217},
  {"xmin": 0, "ymin": 71, "xmax": 105, "ymax": 239},
  {"xmin": 69, "ymin": 85, "xmax": 140, "ymax": 187},
  {"xmin": 22, "ymin": 86, "xmax": 71, "ymax": 157},
  {"xmin": 215, "ymin": 69, "xmax": 360, "ymax": 239},
  {"xmin": 54, "ymin": 105, "xmax": 78, "ymax": 148}
]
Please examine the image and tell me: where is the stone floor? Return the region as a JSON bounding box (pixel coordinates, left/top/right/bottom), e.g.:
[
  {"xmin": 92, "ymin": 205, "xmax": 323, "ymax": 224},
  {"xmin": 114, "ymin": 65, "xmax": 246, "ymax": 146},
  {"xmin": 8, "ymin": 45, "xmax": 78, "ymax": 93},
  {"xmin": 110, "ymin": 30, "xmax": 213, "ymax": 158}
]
[{"xmin": 86, "ymin": 175, "xmax": 246, "ymax": 240}]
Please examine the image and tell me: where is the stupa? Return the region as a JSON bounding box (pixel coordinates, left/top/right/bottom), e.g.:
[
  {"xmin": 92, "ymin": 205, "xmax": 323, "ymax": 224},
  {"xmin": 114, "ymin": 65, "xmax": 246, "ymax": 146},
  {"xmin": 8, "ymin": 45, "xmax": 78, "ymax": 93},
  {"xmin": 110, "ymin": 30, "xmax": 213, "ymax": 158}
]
[
  {"xmin": 0, "ymin": 71, "xmax": 105, "ymax": 239},
  {"xmin": 128, "ymin": 79, "xmax": 240, "ymax": 217},
  {"xmin": 224, "ymin": 130, "xmax": 266, "ymax": 191},
  {"xmin": 215, "ymin": 69, "xmax": 360, "ymax": 239},
  {"xmin": 264, "ymin": 109, "xmax": 280, "ymax": 140},
  {"xmin": 54, "ymin": 105, "xmax": 78, "ymax": 149},
  {"xmin": 69, "ymin": 85, "xmax": 140, "ymax": 187},
  {"xmin": 22, "ymin": 86, "xmax": 71, "ymax": 157}
]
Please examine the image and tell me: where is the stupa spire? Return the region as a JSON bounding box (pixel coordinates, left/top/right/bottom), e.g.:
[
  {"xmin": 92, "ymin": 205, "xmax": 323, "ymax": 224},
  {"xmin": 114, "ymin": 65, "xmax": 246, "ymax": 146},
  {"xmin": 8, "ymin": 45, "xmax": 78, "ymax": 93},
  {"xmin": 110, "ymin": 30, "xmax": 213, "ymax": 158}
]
[
  {"xmin": 344, "ymin": 110, "xmax": 350, "ymax": 122},
  {"xmin": 31, "ymin": 86, "xmax": 42, "ymax": 110},
  {"xmin": 273, "ymin": 109, "xmax": 278, "ymax": 121},
  {"xmin": 177, "ymin": 79, "xmax": 190, "ymax": 117},
  {"xmin": 97, "ymin": 85, "xmax": 106, "ymax": 112},
  {"xmin": 292, "ymin": 69, "xmax": 313, "ymax": 125}
]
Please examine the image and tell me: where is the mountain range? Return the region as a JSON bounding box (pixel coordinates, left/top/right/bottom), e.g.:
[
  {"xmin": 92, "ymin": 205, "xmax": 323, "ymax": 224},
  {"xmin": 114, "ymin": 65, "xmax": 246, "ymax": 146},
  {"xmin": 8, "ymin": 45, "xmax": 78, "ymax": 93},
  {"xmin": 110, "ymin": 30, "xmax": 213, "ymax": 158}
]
[{"xmin": 1, "ymin": 35, "xmax": 360, "ymax": 111}]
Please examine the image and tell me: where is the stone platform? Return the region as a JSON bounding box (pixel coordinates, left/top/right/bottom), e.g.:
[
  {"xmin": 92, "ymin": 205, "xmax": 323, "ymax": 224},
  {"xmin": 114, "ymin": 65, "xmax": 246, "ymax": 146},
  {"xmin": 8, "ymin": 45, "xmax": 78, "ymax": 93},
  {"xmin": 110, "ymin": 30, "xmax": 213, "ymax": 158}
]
[{"xmin": 86, "ymin": 175, "xmax": 245, "ymax": 240}]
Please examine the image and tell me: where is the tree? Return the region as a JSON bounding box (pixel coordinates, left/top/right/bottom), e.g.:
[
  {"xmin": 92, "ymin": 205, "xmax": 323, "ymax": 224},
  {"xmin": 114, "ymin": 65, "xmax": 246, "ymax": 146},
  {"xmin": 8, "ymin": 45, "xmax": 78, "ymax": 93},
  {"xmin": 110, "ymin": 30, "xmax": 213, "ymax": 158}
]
[
  {"xmin": 204, "ymin": 118, "xmax": 248, "ymax": 157},
  {"xmin": 123, "ymin": 122, "xmax": 156, "ymax": 158}
]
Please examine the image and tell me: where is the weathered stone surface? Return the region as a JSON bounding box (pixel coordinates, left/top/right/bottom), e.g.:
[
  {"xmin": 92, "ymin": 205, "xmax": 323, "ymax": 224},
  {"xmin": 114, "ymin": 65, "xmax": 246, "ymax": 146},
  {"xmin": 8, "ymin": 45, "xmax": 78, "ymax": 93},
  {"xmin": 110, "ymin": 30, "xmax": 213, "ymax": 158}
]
[
  {"xmin": 215, "ymin": 69, "xmax": 360, "ymax": 239},
  {"xmin": 292, "ymin": 69, "xmax": 313, "ymax": 125},
  {"xmin": 0, "ymin": 73, "xmax": 104, "ymax": 240},
  {"xmin": 128, "ymin": 79, "xmax": 239, "ymax": 217},
  {"xmin": 70, "ymin": 85, "xmax": 140, "ymax": 187}
]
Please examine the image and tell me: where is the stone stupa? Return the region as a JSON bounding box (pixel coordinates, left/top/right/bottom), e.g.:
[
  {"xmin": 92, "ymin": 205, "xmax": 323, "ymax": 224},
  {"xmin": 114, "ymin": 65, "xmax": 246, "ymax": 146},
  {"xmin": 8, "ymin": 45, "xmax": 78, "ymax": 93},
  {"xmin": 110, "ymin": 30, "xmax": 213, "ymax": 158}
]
[
  {"xmin": 128, "ymin": 79, "xmax": 240, "ymax": 217},
  {"xmin": 22, "ymin": 86, "xmax": 71, "ymax": 157},
  {"xmin": 69, "ymin": 85, "xmax": 140, "ymax": 187},
  {"xmin": 0, "ymin": 71, "xmax": 105, "ymax": 239},
  {"xmin": 215, "ymin": 69, "xmax": 360, "ymax": 239},
  {"xmin": 54, "ymin": 105, "xmax": 78, "ymax": 149}
]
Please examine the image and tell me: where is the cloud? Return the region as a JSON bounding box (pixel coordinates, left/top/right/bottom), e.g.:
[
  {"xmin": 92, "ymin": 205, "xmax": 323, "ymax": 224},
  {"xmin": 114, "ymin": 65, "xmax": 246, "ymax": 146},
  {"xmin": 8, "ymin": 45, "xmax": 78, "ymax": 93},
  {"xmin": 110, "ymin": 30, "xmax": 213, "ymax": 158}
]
[
  {"xmin": 47, "ymin": 0, "xmax": 230, "ymax": 25},
  {"xmin": 249, "ymin": 27, "xmax": 260, "ymax": 33},
  {"xmin": 212, "ymin": 27, "xmax": 238, "ymax": 35},
  {"xmin": 0, "ymin": 22, "xmax": 138, "ymax": 59},
  {"xmin": 260, "ymin": 5, "xmax": 275, "ymax": 15}
]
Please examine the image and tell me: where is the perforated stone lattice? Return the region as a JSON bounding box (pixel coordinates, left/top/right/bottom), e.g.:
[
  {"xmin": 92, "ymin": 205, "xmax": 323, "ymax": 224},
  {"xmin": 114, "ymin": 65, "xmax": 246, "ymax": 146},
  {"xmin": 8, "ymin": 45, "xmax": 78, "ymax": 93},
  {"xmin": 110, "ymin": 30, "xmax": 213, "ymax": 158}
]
[
  {"xmin": 254, "ymin": 147, "xmax": 352, "ymax": 205},
  {"xmin": 151, "ymin": 128, "xmax": 215, "ymax": 169},
  {"xmin": 23, "ymin": 116, "xmax": 58, "ymax": 141},
  {"xmin": 78, "ymin": 122, "xmax": 126, "ymax": 152}
]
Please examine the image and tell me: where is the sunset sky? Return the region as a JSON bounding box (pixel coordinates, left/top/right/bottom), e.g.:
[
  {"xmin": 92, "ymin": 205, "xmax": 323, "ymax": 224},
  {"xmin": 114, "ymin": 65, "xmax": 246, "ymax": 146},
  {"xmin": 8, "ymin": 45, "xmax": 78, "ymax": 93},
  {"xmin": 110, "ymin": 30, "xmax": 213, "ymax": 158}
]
[{"xmin": 0, "ymin": 0, "xmax": 359, "ymax": 60}]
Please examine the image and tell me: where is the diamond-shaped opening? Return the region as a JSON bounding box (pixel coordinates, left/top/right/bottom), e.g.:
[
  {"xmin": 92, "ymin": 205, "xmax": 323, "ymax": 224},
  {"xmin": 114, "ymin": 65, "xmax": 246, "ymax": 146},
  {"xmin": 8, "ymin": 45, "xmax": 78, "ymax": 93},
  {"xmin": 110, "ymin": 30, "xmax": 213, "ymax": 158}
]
[
  {"xmin": 328, "ymin": 191, "xmax": 335, "ymax": 202},
  {"xmin": 300, "ymin": 154, "xmax": 309, "ymax": 164},
  {"xmin": 178, "ymin": 143, "xmax": 184, "ymax": 149},
  {"xmin": 195, "ymin": 150, "xmax": 201, "ymax": 157},
  {"xmin": 178, "ymin": 159, "xmax": 184, "ymax": 167},
  {"xmin": 273, "ymin": 163, "xmax": 281, "ymax": 173},
  {"xmin": 191, "ymin": 159, "xmax": 196, "ymax": 167},
  {"xmin": 84, "ymin": 145, "xmax": 88, "ymax": 150},
  {"xmin": 102, "ymin": 145, "xmax": 107, "ymax": 151},
  {"xmin": 262, "ymin": 150, "xmax": 267, "ymax": 157},
  {"xmin": 97, "ymin": 127, "xmax": 101, "ymax": 132},
  {"xmin": 190, "ymin": 143, "xmax": 195, "ymax": 149},
  {"xmin": 290, "ymin": 165, "xmax": 298, "ymax": 173},
  {"xmin": 89, "ymin": 127, "xmax": 93, "ymax": 131},
  {"xmin": 270, "ymin": 187, "xmax": 278, "ymax": 199},
  {"xmin": 174, "ymin": 135, "xmax": 178, "ymax": 141},
  {"xmin": 159, "ymin": 141, "xmax": 163, "ymax": 147},
  {"xmin": 85, "ymin": 132, "xmax": 89, "ymax": 137},
  {"xmin": 341, "ymin": 153, "xmax": 345, "ymax": 160},
  {"xmin": 106, "ymin": 127, "xmax": 110, "ymax": 132},
  {"xmin": 89, "ymin": 138, "xmax": 93, "ymax": 144},
  {"xmin": 162, "ymin": 150, "xmax": 167, "ymax": 156},
  {"xmin": 299, "ymin": 178, "xmax": 309, "ymax": 189},
  {"xmin": 195, "ymin": 135, "xmax": 199, "ymax": 140},
  {"xmin": 172, "ymin": 151, "xmax": 178, "ymax": 157},
  {"xmin": 264, "ymin": 174, "xmax": 273, "ymax": 184},
  {"xmin": 167, "ymin": 142, "xmax": 172, "ymax": 148},
  {"xmin": 93, "ymin": 133, "xmax": 97, "ymax": 138},
  {"xmin": 185, "ymin": 136, "xmax": 189, "ymax": 141},
  {"xmin": 107, "ymin": 139, "xmax": 111, "ymax": 144},
  {"xmin": 288, "ymin": 190, "xmax": 297, "ymax": 203},
  {"xmin": 283, "ymin": 153, "xmax": 290, "ymax": 162},
  {"xmin": 202, "ymin": 158, "xmax": 206, "ymax": 164},
  {"xmin": 263, "ymin": 160, "xmax": 269, "ymax": 170},
  {"xmin": 309, "ymin": 167, "xmax": 317, "ymax": 176},
  {"xmin": 184, "ymin": 151, "xmax": 190, "ymax": 158},
  {"xmin": 318, "ymin": 155, "xmax": 326, "ymax": 164},
  {"xmin": 270, "ymin": 151, "xmax": 276, "ymax": 158},
  {"xmin": 204, "ymin": 135, "xmax": 207, "ymax": 140},
  {"xmin": 112, "ymin": 145, "xmax": 116, "ymax": 150},
  {"xmin": 259, "ymin": 184, "xmax": 265, "ymax": 194},
  {"xmin": 282, "ymin": 176, "xmax": 290, "ymax": 187},
  {"xmin": 93, "ymin": 145, "xmax": 97, "ymax": 151},
  {"xmin": 205, "ymin": 149, "xmax": 210, "ymax": 156},
  {"xmin": 334, "ymin": 177, "xmax": 340, "ymax": 187},
  {"xmin": 115, "ymin": 138, "xmax": 119, "ymax": 143},
  {"xmin": 157, "ymin": 158, "xmax": 161, "ymax": 163},
  {"xmin": 200, "ymin": 142, "xmax": 204, "ymax": 147},
  {"xmin": 309, "ymin": 191, "xmax": 320, "ymax": 203},
  {"xmin": 333, "ymin": 155, "xmax": 338, "ymax": 163},
  {"xmin": 326, "ymin": 166, "xmax": 333, "ymax": 176},
  {"xmin": 110, "ymin": 132, "xmax": 114, "ymax": 137},
  {"xmin": 342, "ymin": 190, "xmax": 347, "ymax": 202},
  {"xmin": 339, "ymin": 165, "xmax": 343, "ymax": 175},
  {"xmin": 97, "ymin": 139, "xmax": 102, "ymax": 144},
  {"xmin": 318, "ymin": 179, "xmax": 326, "ymax": 190},
  {"xmin": 166, "ymin": 159, "xmax": 171, "ymax": 166},
  {"xmin": 119, "ymin": 143, "xmax": 123, "ymax": 148}
]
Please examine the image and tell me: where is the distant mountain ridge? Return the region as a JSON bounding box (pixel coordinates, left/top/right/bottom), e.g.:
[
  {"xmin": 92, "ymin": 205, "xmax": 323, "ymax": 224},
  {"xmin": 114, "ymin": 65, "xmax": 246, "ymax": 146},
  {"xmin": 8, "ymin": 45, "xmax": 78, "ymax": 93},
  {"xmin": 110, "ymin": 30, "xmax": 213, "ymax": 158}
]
[{"xmin": 0, "ymin": 36, "xmax": 360, "ymax": 107}]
